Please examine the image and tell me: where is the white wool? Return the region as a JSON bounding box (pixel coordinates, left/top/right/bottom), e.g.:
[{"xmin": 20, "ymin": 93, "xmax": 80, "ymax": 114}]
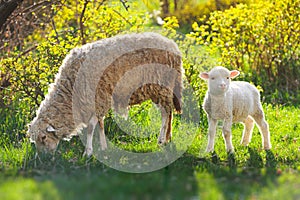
[{"xmin": 200, "ymin": 66, "xmax": 271, "ymax": 153}]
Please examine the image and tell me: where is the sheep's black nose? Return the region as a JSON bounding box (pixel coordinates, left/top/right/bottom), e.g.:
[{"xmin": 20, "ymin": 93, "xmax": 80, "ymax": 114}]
[{"xmin": 37, "ymin": 133, "xmax": 47, "ymax": 145}]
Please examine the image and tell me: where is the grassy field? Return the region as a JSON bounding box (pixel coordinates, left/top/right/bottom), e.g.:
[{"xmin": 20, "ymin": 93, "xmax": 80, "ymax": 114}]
[
  {"xmin": 0, "ymin": 104, "xmax": 299, "ymax": 200},
  {"xmin": 0, "ymin": 0, "xmax": 299, "ymax": 199}
]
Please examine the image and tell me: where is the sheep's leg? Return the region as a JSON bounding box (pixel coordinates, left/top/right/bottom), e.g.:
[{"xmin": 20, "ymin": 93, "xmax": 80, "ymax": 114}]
[
  {"xmin": 222, "ymin": 119, "xmax": 234, "ymax": 153},
  {"xmin": 99, "ymin": 117, "xmax": 107, "ymax": 150},
  {"xmin": 252, "ymin": 111, "xmax": 271, "ymax": 150},
  {"xmin": 241, "ymin": 116, "xmax": 254, "ymax": 146},
  {"xmin": 158, "ymin": 108, "xmax": 171, "ymax": 144},
  {"xmin": 206, "ymin": 117, "xmax": 217, "ymax": 153},
  {"xmin": 165, "ymin": 112, "xmax": 173, "ymax": 142},
  {"xmin": 83, "ymin": 115, "xmax": 99, "ymax": 157}
]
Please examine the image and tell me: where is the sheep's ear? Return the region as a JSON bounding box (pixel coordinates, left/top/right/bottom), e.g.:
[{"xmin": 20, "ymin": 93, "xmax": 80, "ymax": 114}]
[
  {"xmin": 200, "ymin": 72, "xmax": 209, "ymax": 80},
  {"xmin": 230, "ymin": 70, "xmax": 240, "ymax": 79},
  {"xmin": 46, "ymin": 125, "xmax": 56, "ymax": 133}
]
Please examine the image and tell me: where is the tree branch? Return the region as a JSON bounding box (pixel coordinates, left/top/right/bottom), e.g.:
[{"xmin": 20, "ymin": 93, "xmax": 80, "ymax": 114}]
[
  {"xmin": 120, "ymin": 0, "xmax": 129, "ymax": 11},
  {"xmin": 0, "ymin": 0, "xmax": 24, "ymax": 30},
  {"xmin": 79, "ymin": 0, "xmax": 89, "ymax": 45}
]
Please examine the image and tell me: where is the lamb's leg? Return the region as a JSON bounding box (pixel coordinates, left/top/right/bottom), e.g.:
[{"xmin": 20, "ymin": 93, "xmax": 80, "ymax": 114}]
[
  {"xmin": 222, "ymin": 119, "xmax": 234, "ymax": 153},
  {"xmin": 158, "ymin": 107, "xmax": 171, "ymax": 145},
  {"xmin": 252, "ymin": 111, "xmax": 271, "ymax": 150},
  {"xmin": 206, "ymin": 117, "xmax": 217, "ymax": 153},
  {"xmin": 99, "ymin": 117, "xmax": 107, "ymax": 150},
  {"xmin": 83, "ymin": 115, "xmax": 99, "ymax": 157},
  {"xmin": 241, "ymin": 116, "xmax": 254, "ymax": 146}
]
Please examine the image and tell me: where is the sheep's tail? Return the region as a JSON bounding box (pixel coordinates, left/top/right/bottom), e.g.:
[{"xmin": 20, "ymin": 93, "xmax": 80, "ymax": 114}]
[
  {"xmin": 173, "ymin": 78, "xmax": 182, "ymax": 114},
  {"xmin": 173, "ymin": 94, "xmax": 182, "ymax": 114}
]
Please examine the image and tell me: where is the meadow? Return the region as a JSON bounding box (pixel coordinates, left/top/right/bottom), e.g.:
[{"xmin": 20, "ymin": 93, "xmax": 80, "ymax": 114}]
[
  {"xmin": 0, "ymin": 0, "xmax": 299, "ymax": 199},
  {"xmin": 0, "ymin": 104, "xmax": 299, "ymax": 199}
]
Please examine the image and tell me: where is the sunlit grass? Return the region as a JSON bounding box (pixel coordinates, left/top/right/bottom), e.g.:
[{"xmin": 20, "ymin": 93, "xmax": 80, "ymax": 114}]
[{"xmin": 0, "ymin": 104, "xmax": 299, "ymax": 199}]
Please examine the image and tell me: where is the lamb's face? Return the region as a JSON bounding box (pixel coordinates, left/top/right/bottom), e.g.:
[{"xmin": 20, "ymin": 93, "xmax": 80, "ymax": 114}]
[
  {"xmin": 28, "ymin": 117, "xmax": 60, "ymax": 154},
  {"xmin": 208, "ymin": 67, "xmax": 231, "ymax": 95},
  {"xmin": 200, "ymin": 66, "xmax": 240, "ymax": 96}
]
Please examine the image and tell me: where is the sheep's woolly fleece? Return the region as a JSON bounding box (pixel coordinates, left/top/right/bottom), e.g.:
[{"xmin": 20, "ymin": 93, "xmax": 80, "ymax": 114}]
[{"xmin": 29, "ymin": 32, "xmax": 183, "ymax": 151}]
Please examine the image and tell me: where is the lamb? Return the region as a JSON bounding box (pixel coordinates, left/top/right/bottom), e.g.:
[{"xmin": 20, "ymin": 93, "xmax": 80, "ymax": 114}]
[
  {"xmin": 28, "ymin": 32, "xmax": 183, "ymax": 157},
  {"xmin": 200, "ymin": 66, "xmax": 271, "ymax": 153}
]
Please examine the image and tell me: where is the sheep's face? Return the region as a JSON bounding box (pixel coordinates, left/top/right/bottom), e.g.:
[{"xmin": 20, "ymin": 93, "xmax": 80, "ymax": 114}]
[
  {"xmin": 200, "ymin": 66, "xmax": 240, "ymax": 96},
  {"xmin": 28, "ymin": 117, "xmax": 60, "ymax": 154}
]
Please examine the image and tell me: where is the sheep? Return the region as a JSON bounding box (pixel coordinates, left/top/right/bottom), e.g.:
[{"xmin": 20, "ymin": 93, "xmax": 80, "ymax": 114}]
[
  {"xmin": 28, "ymin": 32, "xmax": 183, "ymax": 157},
  {"xmin": 200, "ymin": 66, "xmax": 271, "ymax": 153}
]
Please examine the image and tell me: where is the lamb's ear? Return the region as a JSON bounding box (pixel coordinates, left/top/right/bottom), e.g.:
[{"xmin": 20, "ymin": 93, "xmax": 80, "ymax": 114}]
[
  {"xmin": 230, "ymin": 70, "xmax": 240, "ymax": 79},
  {"xmin": 46, "ymin": 125, "xmax": 56, "ymax": 133},
  {"xmin": 200, "ymin": 72, "xmax": 209, "ymax": 80}
]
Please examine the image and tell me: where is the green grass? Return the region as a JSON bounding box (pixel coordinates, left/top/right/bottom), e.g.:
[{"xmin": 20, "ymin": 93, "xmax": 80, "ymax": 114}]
[{"xmin": 0, "ymin": 104, "xmax": 299, "ymax": 200}]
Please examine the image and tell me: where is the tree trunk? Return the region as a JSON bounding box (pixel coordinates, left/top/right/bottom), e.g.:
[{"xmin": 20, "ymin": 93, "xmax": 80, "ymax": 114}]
[
  {"xmin": 161, "ymin": 0, "xmax": 169, "ymax": 17},
  {"xmin": 174, "ymin": 0, "xmax": 178, "ymax": 11},
  {"xmin": 0, "ymin": 0, "xmax": 24, "ymax": 30}
]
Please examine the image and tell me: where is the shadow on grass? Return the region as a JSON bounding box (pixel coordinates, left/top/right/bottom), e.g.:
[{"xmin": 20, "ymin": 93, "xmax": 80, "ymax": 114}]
[
  {"xmin": 193, "ymin": 147, "xmax": 280, "ymax": 199},
  {"xmin": 0, "ymin": 138, "xmax": 199, "ymax": 199},
  {"xmin": 0, "ymin": 139, "xmax": 296, "ymax": 200},
  {"xmin": 16, "ymin": 147, "xmax": 200, "ymax": 199}
]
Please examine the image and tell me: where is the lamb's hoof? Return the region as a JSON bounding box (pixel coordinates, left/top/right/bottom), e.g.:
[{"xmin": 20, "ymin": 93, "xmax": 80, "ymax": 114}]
[
  {"xmin": 205, "ymin": 147, "xmax": 214, "ymax": 153},
  {"xmin": 158, "ymin": 139, "xmax": 167, "ymax": 146},
  {"xmin": 227, "ymin": 152, "xmax": 236, "ymax": 168},
  {"xmin": 226, "ymin": 150, "xmax": 235, "ymax": 158},
  {"xmin": 210, "ymin": 151, "xmax": 220, "ymax": 164},
  {"xmin": 83, "ymin": 147, "xmax": 93, "ymax": 158},
  {"xmin": 227, "ymin": 149, "xmax": 235, "ymax": 154},
  {"xmin": 263, "ymin": 144, "xmax": 272, "ymax": 150}
]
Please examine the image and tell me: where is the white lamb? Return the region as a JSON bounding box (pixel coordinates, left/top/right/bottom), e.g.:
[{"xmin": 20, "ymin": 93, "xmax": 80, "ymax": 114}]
[
  {"xmin": 28, "ymin": 32, "xmax": 182, "ymax": 157},
  {"xmin": 200, "ymin": 66, "xmax": 271, "ymax": 153}
]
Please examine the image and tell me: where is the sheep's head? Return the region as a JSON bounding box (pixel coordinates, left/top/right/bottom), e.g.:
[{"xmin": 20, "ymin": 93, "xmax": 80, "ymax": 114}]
[
  {"xmin": 28, "ymin": 117, "xmax": 60, "ymax": 154},
  {"xmin": 200, "ymin": 66, "xmax": 240, "ymax": 96}
]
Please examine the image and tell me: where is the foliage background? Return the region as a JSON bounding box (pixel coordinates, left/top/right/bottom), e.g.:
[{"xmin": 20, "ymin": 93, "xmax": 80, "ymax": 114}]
[{"xmin": 0, "ymin": 0, "xmax": 299, "ymax": 199}]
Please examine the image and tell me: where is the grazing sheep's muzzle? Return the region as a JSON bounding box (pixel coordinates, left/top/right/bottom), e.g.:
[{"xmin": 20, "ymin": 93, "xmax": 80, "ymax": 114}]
[{"xmin": 35, "ymin": 133, "xmax": 60, "ymax": 154}]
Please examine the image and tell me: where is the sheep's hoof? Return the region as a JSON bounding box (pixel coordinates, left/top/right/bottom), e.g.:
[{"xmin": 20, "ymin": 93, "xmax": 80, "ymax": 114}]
[
  {"xmin": 100, "ymin": 140, "xmax": 108, "ymax": 151},
  {"xmin": 96, "ymin": 147, "xmax": 109, "ymax": 160},
  {"xmin": 34, "ymin": 152, "xmax": 43, "ymax": 167},
  {"xmin": 100, "ymin": 144, "xmax": 108, "ymax": 151},
  {"xmin": 83, "ymin": 147, "xmax": 93, "ymax": 158}
]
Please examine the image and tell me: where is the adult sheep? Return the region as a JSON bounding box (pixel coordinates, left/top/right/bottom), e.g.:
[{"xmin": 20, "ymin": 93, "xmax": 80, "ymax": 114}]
[
  {"xmin": 200, "ymin": 66, "xmax": 271, "ymax": 153},
  {"xmin": 28, "ymin": 32, "xmax": 183, "ymax": 157}
]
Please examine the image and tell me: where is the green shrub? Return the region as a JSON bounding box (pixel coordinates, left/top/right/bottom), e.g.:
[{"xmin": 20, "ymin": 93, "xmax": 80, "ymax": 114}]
[
  {"xmin": 0, "ymin": 34, "xmax": 76, "ymax": 143},
  {"xmin": 190, "ymin": 0, "xmax": 300, "ymax": 105},
  {"xmin": 143, "ymin": 0, "xmax": 253, "ymax": 32},
  {"xmin": 161, "ymin": 17, "xmax": 218, "ymax": 126},
  {"xmin": 0, "ymin": 0, "xmax": 150, "ymax": 142},
  {"xmin": 0, "ymin": 0, "xmax": 151, "ymax": 108}
]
